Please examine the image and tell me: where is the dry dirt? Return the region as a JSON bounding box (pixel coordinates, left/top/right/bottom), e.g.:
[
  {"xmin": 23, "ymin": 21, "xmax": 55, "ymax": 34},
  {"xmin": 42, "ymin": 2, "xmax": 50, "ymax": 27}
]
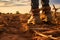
[{"xmin": 0, "ymin": 14, "xmax": 60, "ymax": 40}]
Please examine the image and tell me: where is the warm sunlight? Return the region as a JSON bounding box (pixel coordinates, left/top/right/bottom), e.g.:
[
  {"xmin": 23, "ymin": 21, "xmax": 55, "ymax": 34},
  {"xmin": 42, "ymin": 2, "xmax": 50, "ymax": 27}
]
[
  {"xmin": 0, "ymin": 0, "xmax": 60, "ymax": 14},
  {"xmin": 0, "ymin": 6, "xmax": 31, "ymax": 14}
]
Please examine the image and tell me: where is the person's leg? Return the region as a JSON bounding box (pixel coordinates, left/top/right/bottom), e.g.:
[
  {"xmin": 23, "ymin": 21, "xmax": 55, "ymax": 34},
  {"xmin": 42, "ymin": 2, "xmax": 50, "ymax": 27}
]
[
  {"xmin": 41, "ymin": 0, "xmax": 52, "ymax": 24},
  {"xmin": 28, "ymin": 0, "xmax": 42, "ymax": 24}
]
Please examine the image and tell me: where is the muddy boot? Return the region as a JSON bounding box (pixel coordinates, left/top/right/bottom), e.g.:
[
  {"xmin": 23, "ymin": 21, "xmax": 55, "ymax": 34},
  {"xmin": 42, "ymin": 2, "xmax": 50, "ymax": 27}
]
[
  {"xmin": 45, "ymin": 12, "xmax": 53, "ymax": 25},
  {"xmin": 30, "ymin": 0, "xmax": 42, "ymax": 25},
  {"xmin": 33, "ymin": 15, "xmax": 42, "ymax": 25}
]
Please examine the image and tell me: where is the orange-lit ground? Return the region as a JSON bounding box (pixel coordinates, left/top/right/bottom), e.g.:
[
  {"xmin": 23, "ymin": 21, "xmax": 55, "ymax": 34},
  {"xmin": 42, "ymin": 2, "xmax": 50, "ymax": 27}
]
[{"xmin": 0, "ymin": 13, "xmax": 60, "ymax": 40}]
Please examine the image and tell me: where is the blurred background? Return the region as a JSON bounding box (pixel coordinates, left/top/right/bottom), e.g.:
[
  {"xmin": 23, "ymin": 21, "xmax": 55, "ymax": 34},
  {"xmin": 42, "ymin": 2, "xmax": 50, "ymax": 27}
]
[{"xmin": 0, "ymin": 0, "xmax": 60, "ymax": 14}]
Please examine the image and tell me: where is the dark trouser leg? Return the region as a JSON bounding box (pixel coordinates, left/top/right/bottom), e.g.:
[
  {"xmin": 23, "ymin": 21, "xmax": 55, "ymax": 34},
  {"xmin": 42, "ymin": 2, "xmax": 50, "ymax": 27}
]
[{"xmin": 42, "ymin": 7, "xmax": 52, "ymax": 24}]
